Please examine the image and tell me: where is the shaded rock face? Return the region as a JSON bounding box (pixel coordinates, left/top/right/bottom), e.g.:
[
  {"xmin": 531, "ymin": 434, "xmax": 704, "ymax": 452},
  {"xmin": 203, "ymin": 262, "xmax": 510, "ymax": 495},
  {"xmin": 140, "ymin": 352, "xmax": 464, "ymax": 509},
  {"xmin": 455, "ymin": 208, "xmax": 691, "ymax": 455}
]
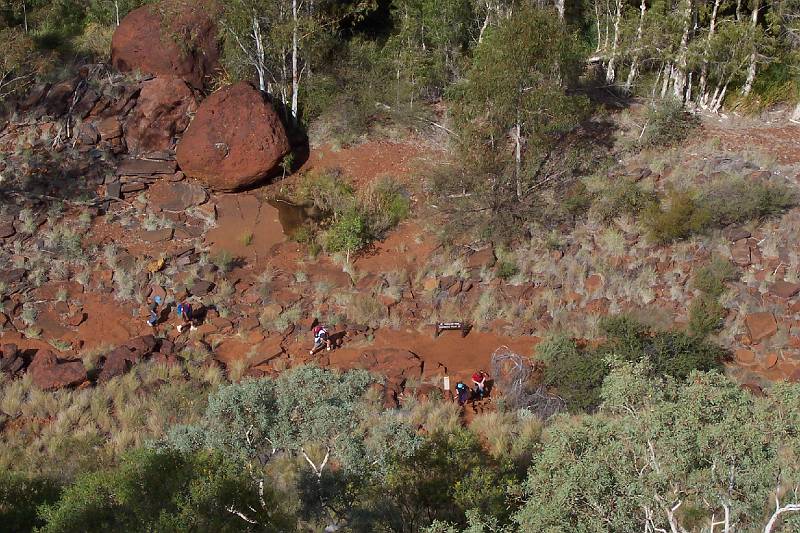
[
  {"xmin": 98, "ymin": 335, "xmax": 160, "ymax": 383},
  {"xmin": 125, "ymin": 77, "xmax": 197, "ymax": 154},
  {"xmin": 176, "ymin": 82, "xmax": 291, "ymax": 191},
  {"xmin": 28, "ymin": 349, "xmax": 87, "ymax": 391},
  {"xmin": 111, "ymin": 0, "xmax": 220, "ymax": 89}
]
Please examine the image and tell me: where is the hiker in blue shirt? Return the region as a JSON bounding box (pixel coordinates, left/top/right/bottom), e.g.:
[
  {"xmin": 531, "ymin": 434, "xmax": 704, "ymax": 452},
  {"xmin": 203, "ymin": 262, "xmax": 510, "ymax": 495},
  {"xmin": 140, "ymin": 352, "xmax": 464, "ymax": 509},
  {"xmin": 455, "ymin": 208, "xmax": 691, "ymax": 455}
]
[{"xmin": 147, "ymin": 296, "xmax": 162, "ymax": 327}]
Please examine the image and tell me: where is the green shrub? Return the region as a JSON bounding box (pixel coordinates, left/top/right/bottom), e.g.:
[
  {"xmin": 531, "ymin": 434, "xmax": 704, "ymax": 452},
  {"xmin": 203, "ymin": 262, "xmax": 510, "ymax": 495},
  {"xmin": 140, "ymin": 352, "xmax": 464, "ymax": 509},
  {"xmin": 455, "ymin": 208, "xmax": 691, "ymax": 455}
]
[
  {"xmin": 700, "ymin": 176, "xmax": 795, "ymax": 227},
  {"xmin": 538, "ymin": 336, "xmax": 608, "ymax": 413},
  {"xmin": 539, "ymin": 316, "xmax": 726, "ymax": 412},
  {"xmin": 292, "ymin": 170, "xmax": 356, "ymax": 216},
  {"xmin": 640, "ymin": 98, "xmax": 699, "ymax": 148},
  {"xmin": 496, "ymin": 260, "xmax": 519, "ymax": 280},
  {"xmin": 688, "ymin": 295, "xmax": 726, "ymax": 337},
  {"xmin": 692, "ymin": 257, "xmax": 737, "ymax": 298},
  {"xmin": 0, "ymin": 472, "xmax": 60, "ymax": 532},
  {"xmin": 643, "ymin": 190, "xmax": 712, "ymax": 244},
  {"xmin": 591, "ymin": 180, "xmax": 657, "ymax": 222},
  {"xmin": 325, "ymin": 208, "xmax": 368, "ymax": 258},
  {"xmin": 644, "ymin": 330, "xmax": 725, "ymax": 378},
  {"xmin": 361, "ymin": 176, "xmax": 411, "ymax": 237}
]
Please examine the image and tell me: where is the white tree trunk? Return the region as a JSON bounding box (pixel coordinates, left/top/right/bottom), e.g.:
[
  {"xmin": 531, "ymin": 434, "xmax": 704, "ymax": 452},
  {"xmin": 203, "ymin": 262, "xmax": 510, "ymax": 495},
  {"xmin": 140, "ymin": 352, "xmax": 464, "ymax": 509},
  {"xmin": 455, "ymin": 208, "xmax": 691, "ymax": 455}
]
[
  {"xmin": 114, "ymin": 0, "xmax": 120, "ymax": 26},
  {"xmin": 764, "ymin": 503, "xmax": 800, "ymax": 533},
  {"xmin": 594, "ymin": 0, "xmax": 602, "ymax": 52},
  {"xmin": 556, "ymin": 0, "xmax": 565, "ymax": 20},
  {"xmin": 291, "ymin": 0, "xmax": 300, "ymax": 122},
  {"xmin": 514, "ymin": 120, "xmax": 522, "ymax": 200},
  {"xmin": 661, "ymin": 63, "xmax": 672, "ymax": 98},
  {"xmin": 698, "ymin": 0, "xmax": 721, "ymax": 106},
  {"xmin": 478, "ymin": 1, "xmax": 490, "ymax": 43},
  {"xmin": 252, "ymin": 15, "xmax": 266, "ymax": 92},
  {"xmin": 672, "ymin": 0, "xmax": 693, "ymax": 101},
  {"xmin": 605, "ymin": 0, "xmax": 623, "ymax": 84},
  {"xmin": 742, "ymin": 0, "xmax": 760, "ymax": 96},
  {"xmin": 624, "ymin": 0, "xmax": 647, "ymax": 93}
]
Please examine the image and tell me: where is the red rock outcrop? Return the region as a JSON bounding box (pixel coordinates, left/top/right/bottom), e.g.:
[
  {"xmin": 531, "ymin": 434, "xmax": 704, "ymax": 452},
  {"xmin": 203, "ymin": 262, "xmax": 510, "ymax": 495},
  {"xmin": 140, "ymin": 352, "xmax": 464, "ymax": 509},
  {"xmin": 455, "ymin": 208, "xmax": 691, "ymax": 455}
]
[
  {"xmin": 111, "ymin": 0, "xmax": 220, "ymax": 89},
  {"xmin": 125, "ymin": 77, "xmax": 197, "ymax": 154},
  {"xmin": 176, "ymin": 82, "xmax": 291, "ymax": 191},
  {"xmin": 28, "ymin": 349, "xmax": 87, "ymax": 390}
]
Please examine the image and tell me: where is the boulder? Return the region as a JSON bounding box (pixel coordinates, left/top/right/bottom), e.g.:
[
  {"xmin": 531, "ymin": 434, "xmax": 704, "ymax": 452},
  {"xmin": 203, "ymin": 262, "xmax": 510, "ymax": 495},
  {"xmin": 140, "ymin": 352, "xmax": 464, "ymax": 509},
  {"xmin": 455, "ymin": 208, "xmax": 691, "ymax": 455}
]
[
  {"xmin": 98, "ymin": 335, "xmax": 159, "ymax": 382},
  {"xmin": 28, "ymin": 349, "xmax": 87, "ymax": 390},
  {"xmin": 98, "ymin": 346, "xmax": 136, "ymax": 383},
  {"xmin": 126, "ymin": 334, "xmax": 159, "ymax": 358},
  {"xmin": 111, "ymin": 0, "xmax": 220, "ymax": 89},
  {"xmin": 125, "ymin": 76, "xmax": 197, "ymax": 154},
  {"xmin": 745, "ymin": 312, "xmax": 778, "ymax": 343},
  {"xmin": 148, "ymin": 180, "xmax": 208, "ymax": 212},
  {"xmin": 176, "ymin": 82, "xmax": 291, "ymax": 191}
]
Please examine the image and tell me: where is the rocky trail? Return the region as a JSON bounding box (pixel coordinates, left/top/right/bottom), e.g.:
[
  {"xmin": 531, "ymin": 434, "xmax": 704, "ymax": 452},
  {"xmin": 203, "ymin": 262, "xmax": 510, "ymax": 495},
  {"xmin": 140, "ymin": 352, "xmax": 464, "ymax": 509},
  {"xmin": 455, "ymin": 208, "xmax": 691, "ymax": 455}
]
[{"xmin": 2, "ymin": 0, "xmax": 800, "ymax": 404}]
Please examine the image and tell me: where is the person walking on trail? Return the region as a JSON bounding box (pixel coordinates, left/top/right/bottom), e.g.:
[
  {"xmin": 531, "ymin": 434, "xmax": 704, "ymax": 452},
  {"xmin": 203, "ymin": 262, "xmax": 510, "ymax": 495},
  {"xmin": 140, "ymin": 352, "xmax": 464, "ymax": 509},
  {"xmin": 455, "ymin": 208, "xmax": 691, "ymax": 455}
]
[
  {"xmin": 455, "ymin": 381, "xmax": 470, "ymax": 406},
  {"xmin": 147, "ymin": 296, "xmax": 163, "ymax": 327},
  {"xmin": 310, "ymin": 324, "xmax": 332, "ymax": 355},
  {"xmin": 472, "ymin": 370, "xmax": 489, "ymax": 400},
  {"xmin": 176, "ymin": 301, "xmax": 195, "ymax": 333}
]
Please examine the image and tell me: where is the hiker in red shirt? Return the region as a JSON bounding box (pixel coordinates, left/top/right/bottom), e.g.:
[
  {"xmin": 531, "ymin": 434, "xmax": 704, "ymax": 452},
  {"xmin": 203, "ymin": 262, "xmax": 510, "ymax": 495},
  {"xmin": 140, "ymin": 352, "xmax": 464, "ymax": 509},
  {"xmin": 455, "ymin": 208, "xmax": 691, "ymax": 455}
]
[
  {"xmin": 472, "ymin": 370, "xmax": 489, "ymax": 399},
  {"xmin": 310, "ymin": 324, "xmax": 332, "ymax": 355}
]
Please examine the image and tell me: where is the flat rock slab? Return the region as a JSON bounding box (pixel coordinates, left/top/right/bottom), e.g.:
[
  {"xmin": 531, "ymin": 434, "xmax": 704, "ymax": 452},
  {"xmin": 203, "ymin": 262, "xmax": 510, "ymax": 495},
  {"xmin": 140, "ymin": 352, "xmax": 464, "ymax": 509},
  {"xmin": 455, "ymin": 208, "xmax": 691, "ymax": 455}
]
[
  {"xmin": 190, "ymin": 279, "xmax": 215, "ymax": 296},
  {"xmin": 140, "ymin": 228, "xmax": 174, "ymax": 242},
  {"xmin": 121, "ymin": 182, "xmax": 148, "ymax": 193},
  {"xmin": 746, "ymin": 312, "xmax": 778, "ymax": 343},
  {"xmin": 204, "ymin": 194, "xmax": 285, "ymax": 261},
  {"xmin": 116, "ymin": 159, "xmax": 177, "ymax": 176},
  {"xmin": 770, "ymin": 280, "xmax": 800, "ymax": 299},
  {"xmin": 148, "ymin": 180, "xmax": 208, "ymax": 212}
]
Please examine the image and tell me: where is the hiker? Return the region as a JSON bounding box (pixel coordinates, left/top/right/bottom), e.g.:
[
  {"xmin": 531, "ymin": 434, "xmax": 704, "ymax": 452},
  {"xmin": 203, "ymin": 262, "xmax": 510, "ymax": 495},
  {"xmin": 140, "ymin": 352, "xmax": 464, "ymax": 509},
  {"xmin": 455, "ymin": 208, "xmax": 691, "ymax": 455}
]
[
  {"xmin": 455, "ymin": 381, "xmax": 470, "ymax": 406},
  {"xmin": 309, "ymin": 324, "xmax": 332, "ymax": 355},
  {"xmin": 147, "ymin": 296, "xmax": 162, "ymax": 327},
  {"xmin": 472, "ymin": 370, "xmax": 489, "ymax": 399},
  {"xmin": 175, "ymin": 301, "xmax": 195, "ymax": 333}
]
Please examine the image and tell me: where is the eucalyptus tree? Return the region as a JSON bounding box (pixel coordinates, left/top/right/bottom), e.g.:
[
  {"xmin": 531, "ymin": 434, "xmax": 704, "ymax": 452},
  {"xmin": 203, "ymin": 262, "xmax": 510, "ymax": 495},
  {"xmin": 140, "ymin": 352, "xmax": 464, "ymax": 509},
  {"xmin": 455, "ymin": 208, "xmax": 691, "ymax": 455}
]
[{"xmin": 515, "ymin": 360, "xmax": 800, "ymax": 532}]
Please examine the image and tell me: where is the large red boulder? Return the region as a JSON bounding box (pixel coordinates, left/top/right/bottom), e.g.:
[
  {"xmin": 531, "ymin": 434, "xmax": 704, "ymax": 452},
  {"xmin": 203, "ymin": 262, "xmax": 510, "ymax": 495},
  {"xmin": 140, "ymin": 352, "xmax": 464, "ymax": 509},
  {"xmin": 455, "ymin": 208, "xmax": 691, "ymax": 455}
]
[
  {"xmin": 111, "ymin": 0, "xmax": 220, "ymax": 89},
  {"xmin": 176, "ymin": 82, "xmax": 291, "ymax": 191},
  {"xmin": 28, "ymin": 349, "xmax": 87, "ymax": 390},
  {"xmin": 125, "ymin": 77, "xmax": 197, "ymax": 154}
]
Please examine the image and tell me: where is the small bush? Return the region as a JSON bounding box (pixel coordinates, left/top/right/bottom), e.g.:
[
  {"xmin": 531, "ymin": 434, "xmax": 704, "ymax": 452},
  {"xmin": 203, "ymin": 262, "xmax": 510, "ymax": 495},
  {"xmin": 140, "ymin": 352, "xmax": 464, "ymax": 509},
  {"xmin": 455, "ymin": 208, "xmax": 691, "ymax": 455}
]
[
  {"xmin": 643, "ymin": 190, "xmax": 712, "ymax": 244},
  {"xmin": 212, "ymin": 250, "xmax": 234, "ymax": 273},
  {"xmin": 539, "ymin": 316, "xmax": 726, "ymax": 412},
  {"xmin": 692, "ymin": 257, "xmax": 737, "ymax": 298},
  {"xmin": 346, "ymin": 293, "xmax": 387, "ymax": 328},
  {"xmin": 538, "ymin": 336, "xmax": 608, "ymax": 413},
  {"xmin": 496, "ymin": 260, "xmax": 519, "ymax": 280},
  {"xmin": 640, "ymin": 98, "xmax": 699, "ymax": 148},
  {"xmin": 700, "ymin": 176, "xmax": 795, "ymax": 227},
  {"xmin": 292, "ymin": 170, "xmax": 356, "ymax": 216},
  {"xmin": 591, "ymin": 180, "xmax": 657, "ymax": 222},
  {"xmin": 325, "ymin": 208, "xmax": 368, "ymax": 258},
  {"xmin": 361, "ymin": 176, "xmax": 411, "ymax": 237},
  {"xmin": 688, "ymin": 295, "xmax": 726, "ymax": 337}
]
